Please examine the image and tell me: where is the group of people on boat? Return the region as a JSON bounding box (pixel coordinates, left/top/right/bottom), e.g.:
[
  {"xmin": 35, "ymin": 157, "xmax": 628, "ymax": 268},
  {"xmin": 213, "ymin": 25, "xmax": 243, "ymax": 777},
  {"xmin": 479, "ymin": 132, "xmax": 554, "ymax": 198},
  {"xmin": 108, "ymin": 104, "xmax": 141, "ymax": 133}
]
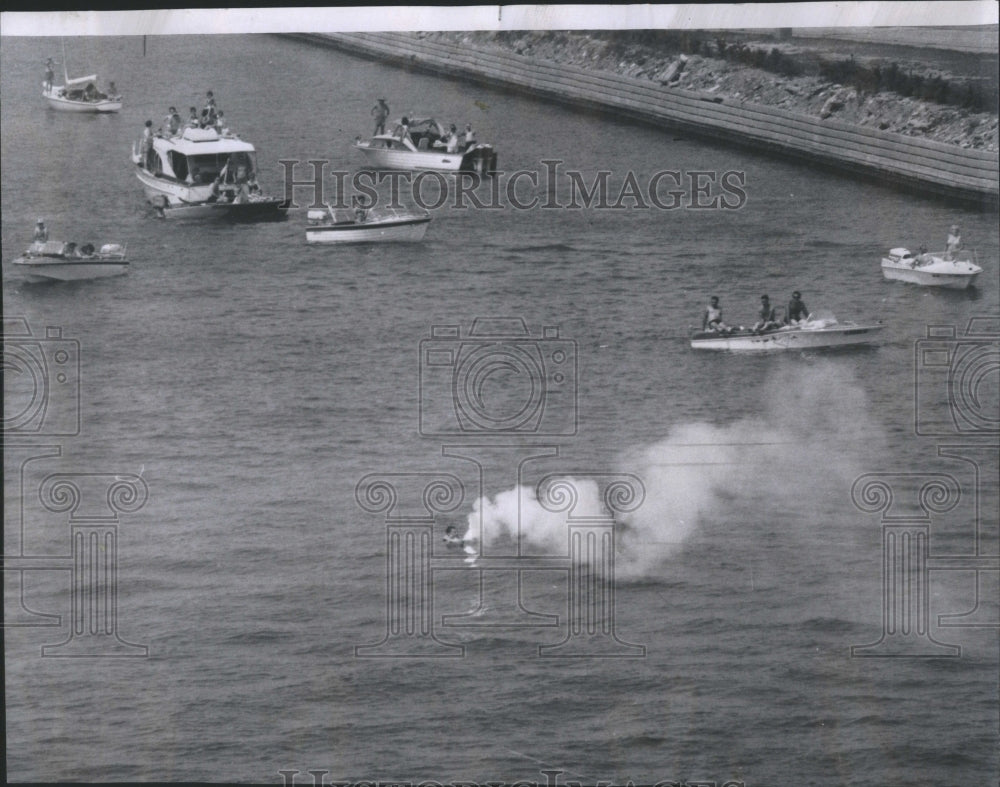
[
  {"xmin": 702, "ymin": 291, "xmax": 812, "ymax": 334},
  {"xmin": 44, "ymin": 57, "xmax": 119, "ymax": 102},
  {"xmin": 370, "ymin": 99, "xmax": 478, "ymax": 153},
  {"xmin": 152, "ymin": 91, "xmax": 231, "ymax": 141},
  {"xmin": 30, "ymin": 219, "xmax": 102, "ymax": 258}
]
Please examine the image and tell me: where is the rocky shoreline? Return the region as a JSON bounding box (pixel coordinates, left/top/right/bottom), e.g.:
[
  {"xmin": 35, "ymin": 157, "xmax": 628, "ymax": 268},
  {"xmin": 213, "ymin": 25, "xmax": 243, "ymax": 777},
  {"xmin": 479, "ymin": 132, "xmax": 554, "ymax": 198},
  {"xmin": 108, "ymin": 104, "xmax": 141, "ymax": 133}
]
[{"xmin": 422, "ymin": 30, "xmax": 999, "ymax": 151}]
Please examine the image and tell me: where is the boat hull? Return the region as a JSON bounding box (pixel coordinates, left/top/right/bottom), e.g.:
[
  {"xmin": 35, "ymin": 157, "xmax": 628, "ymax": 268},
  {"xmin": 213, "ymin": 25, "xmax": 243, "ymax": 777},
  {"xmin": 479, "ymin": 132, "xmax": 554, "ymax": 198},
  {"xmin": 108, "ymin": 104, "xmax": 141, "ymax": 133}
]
[
  {"xmin": 155, "ymin": 198, "xmax": 287, "ymax": 222},
  {"xmin": 133, "ymin": 162, "xmax": 286, "ymax": 222},
  {"xmin": 690, "ymin": 323, "xmax": 884, "ymax": 351},
  {"xmin": 44, "ymin": 86, "xmax": 121, "ymax": 113},
  {"xmin": 13, "ymin": 258, "xmax": 129, "ymax": 282},
  {"xmin": 306, "ymin": 215, "xmax": 430, "ymax": 244},
  {"xmin": 881, "ymin": 260, "xmax": 980, "ymax": 289}
]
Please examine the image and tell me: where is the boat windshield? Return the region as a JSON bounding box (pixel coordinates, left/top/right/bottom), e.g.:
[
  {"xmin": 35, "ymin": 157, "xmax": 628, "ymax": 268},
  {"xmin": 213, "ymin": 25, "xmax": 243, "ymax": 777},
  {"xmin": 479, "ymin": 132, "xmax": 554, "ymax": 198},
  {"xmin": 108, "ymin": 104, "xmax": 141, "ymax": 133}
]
[{"xmin": 174, "ymin": 152, "xmax": 256, "ymax": 185}]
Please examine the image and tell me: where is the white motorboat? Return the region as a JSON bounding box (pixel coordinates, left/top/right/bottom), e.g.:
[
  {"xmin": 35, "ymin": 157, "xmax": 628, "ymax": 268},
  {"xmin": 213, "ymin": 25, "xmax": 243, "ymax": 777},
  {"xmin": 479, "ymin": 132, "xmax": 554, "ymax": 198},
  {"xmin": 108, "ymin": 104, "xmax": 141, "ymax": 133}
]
[
  {"xmin": 130, "ymin": 126, "xmax": 286, "ymax": 222},
  {"xmin": 881, "ymin": 247, "xmax": 982, "ymax": 289},
  {"xmin": 305, "ymin": 206, "xmax": 431, "ymax": 244},
  {"xmin": 354, "ymin": 118, "xmax": 497, "ymax": 174},
  {"xmin": 690, "ymin": 317, "xmax": 884, "ymax": 351},
  {"xmin": 11, "ymin": 241, "xmax": 129, "ymax": 282}
]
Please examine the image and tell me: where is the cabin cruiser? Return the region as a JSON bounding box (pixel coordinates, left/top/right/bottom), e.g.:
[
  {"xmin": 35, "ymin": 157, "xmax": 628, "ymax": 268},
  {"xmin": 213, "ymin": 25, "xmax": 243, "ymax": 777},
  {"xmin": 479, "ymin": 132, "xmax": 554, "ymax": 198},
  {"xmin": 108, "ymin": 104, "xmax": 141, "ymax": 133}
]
[
  {"xmin": 130, "ymin": 125, "xmax": 285, "ymax": 221},
  {"xmin": 354, "ymin": 117, "xmax": 497, "ymax": 174}
]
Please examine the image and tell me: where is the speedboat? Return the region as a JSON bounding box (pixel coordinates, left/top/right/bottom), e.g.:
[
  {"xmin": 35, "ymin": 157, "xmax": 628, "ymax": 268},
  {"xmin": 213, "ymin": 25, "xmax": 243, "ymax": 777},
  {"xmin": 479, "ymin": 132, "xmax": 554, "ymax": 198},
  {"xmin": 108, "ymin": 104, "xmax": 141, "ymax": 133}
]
[
  {"xmin": 881, "ymin": 247, "xmax": 982, "ymax": 289},
  {"xmin": 354, "ymin": 117, "xmax": 497, "ymax": 174},
  {"xmin": 130, "ymin": 126, "xmax": 285, "ymax": 222},
  {"xmin": 690, "ymin": 317, "xmax": 884, "ymax": 351},
  {"xmin": 44, "ymin": 74, "xmax": 122, "ymax": 113},
  {"xmin": 305, "ymin": 206, "xmax": 431, "ymax": 244},
  {"xmin": 11, "ymin": 241, "xmax": 129, "ymax": 282}
]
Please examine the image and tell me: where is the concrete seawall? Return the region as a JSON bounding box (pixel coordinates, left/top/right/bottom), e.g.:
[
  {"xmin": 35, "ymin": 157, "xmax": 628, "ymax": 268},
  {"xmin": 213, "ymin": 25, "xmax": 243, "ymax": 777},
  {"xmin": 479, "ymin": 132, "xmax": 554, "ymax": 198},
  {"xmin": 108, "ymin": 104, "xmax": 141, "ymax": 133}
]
[{"xmin": 286, "ymin": 32, "xmax": 999, "ymax": 208}]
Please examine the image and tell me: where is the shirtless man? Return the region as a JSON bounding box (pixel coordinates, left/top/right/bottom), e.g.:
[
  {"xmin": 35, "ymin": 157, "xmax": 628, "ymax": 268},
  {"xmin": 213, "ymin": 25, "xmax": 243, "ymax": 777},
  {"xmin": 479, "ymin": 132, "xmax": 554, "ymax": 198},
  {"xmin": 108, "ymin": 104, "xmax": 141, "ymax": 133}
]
[
  {"xmin": 702, "ymin": 296, "xmax": 729, "ymax": 332},
  {"xmin": 786, "ymin": 291, "xmax": 811, "ymax": 325},
  {"xmin": 753, "ymin": 295, "xmax": 781, "ymax": 332}
]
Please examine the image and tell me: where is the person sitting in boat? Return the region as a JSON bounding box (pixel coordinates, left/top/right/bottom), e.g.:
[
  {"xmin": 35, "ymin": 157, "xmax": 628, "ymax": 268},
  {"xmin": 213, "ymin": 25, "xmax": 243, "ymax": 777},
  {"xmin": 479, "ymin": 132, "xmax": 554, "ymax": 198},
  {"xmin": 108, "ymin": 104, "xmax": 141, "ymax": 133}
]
[
  {"xmin": 79, "ymin": 243, "xmax": 96, "ymax": 257},
  {"xmin": 62, "ymin": 242, "xmax": 79, "ymax": 258},
  {"xmin": 785, "ymin": 291, "xmax": 811, "ymax": 326},
  {"xmin": 187, "ymin": 106, "xmax": 200, "ymax": 128},
  {"xmin": 753, "ymin": 295, "xmax": 781, "ymax": 332},
  {"xmin": 433, "ymin": 124, "xmax": 461, "ymax": 154},
  {"xmin": 443, "ymin": 526, "xmax": 464, "ymax": 547},
  {"xmin": 945, "ymin": 224, "xmax": 962, "ymax": 259},
  {"xmin": 395, "ymin": 116, "xmax": 417, "ymax": 151},
  {"xmin": 83, "ymin": 82, "xmax": 98, "ymax": 101},
  {"xmin": 353, "ymin": 196, "xmax": 370, "ymax": 223},
  {"xmin": 44, "ymin": 58, "xmax": 56, "ymax": 93},
  {"xmin": 702, "ymin": 296, "xmax": 730, "ymax": 333},
  {"xmin": 33, "ymin": 219, "xmax": 49, "ymax": 244}
]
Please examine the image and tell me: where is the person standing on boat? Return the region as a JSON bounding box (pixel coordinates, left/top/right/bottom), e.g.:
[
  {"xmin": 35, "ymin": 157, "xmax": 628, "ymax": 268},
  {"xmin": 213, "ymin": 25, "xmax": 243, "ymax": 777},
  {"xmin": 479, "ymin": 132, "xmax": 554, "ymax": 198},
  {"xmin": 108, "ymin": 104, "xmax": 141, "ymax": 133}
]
[
  {"xmin": 44, "ymin": 57, "xmax": 56, "ymax": 93},
  {"xmin": 201, "ymin": 91, "xmax": 219, "ymax": 129},
  {"xmin": 187, "ymin": 106, "xmax": 200, "ymax": 128},
  {"xmin": 946, "ymin": 224, "xmax": 962, "ymax": 258},
  {"xmin": 463, "ymin": 123, "xmax": 477, "ymax": 150},
  {"xmin": 107, "ymin": 81, "xmax": 118, "ymax": 99},
  {"xmin": 33, "ymin": 219, "xmax": 48, "ymax": 243},
  {"xmin": 142, "ymin": 120, "xmax": 156, "ymax": 170},
  {"xmin": 165, "ymin": 107, "xmax": 182, "ymax": 137},
  {"xmin": 753, "ymin": 295, "xmax": 781, "ymax": 332},
  {"xmin": 786, "ymin": 291, "xmax": 811, "ymax": 326},
  {"xmin": 371, "ymin": 98, "xmax": 389, "ymax": 135},
  {"xmin": 702, "ymin": 296, "xmax": 729, "ymax": 333}
]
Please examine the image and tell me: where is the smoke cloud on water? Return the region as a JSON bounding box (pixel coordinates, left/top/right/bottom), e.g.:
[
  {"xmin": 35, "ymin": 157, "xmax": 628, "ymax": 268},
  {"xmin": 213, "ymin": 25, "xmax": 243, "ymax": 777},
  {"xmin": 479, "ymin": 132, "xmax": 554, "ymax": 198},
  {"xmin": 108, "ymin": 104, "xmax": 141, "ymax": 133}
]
[{"xmin": 459, "ymin": 361, "xmax": 883, "ymax": 578}]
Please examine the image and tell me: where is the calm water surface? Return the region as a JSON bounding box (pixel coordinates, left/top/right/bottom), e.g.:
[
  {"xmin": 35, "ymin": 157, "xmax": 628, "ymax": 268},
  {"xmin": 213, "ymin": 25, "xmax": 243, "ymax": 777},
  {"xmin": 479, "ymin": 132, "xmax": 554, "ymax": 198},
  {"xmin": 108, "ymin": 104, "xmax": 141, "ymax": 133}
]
[{"xmin": 3, "ymin": 34, "xmax": 999, "ymax": 784}]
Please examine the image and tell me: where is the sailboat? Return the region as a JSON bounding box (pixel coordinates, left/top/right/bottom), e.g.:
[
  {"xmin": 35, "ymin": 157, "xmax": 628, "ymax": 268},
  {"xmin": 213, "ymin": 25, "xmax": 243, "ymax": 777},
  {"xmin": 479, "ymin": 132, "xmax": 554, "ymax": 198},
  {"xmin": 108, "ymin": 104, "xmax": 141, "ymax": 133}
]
[{"xmin": 43, "ymin": 40, "xmax": 122, "ymax": 113}]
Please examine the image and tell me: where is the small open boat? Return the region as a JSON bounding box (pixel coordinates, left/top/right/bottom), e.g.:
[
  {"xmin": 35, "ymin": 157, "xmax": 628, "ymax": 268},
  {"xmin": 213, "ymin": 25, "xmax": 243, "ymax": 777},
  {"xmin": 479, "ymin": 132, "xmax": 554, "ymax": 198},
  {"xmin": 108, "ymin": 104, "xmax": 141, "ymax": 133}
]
[
  {"xmin": 12, "ymin": 241, "xmax": 129, "ymax": 282},
  {"xmin": 305, "ymin": 206, "xmax": 431, "ymax": 244},
  {"xmin": 690, "ymin": 317, "xmax": 884, "ymax": 351},
  {"xmin": 881, "ymin": 247, "xmax": 982, "ymax": 289}
]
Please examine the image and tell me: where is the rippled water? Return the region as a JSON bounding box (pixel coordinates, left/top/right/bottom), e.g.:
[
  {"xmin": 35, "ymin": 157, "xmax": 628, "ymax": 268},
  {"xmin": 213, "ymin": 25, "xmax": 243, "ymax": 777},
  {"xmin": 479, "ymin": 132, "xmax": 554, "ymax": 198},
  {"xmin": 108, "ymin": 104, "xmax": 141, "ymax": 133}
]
[{"xmin": 3, "ymin": 34, "xmax": 999, "ymax": 784}]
